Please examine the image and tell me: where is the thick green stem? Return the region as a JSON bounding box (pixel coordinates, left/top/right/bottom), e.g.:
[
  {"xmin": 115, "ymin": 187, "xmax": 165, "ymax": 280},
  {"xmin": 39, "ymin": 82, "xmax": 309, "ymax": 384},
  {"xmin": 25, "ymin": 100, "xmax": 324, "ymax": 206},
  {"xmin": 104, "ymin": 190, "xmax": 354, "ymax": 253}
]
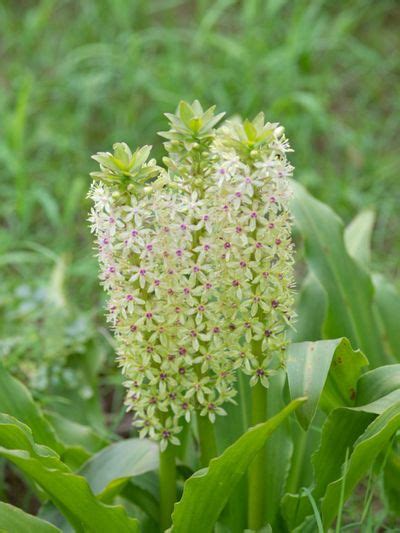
[
  {"xmin": 248, "ymin": 381, "xmax": 267, "ymax": 530},
  {"xmin": 159, "ymin": 444, "xmax": 176, "ymax": 531},
  {"xmin": 197, "ymin": 414, "xmax": 218, "ymax": 467}
]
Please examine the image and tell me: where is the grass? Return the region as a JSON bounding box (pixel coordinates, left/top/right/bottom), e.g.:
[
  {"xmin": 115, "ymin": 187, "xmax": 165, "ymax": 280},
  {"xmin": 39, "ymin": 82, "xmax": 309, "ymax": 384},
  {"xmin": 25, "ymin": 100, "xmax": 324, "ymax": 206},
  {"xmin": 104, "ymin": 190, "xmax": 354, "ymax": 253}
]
[{"xmin": 0, "ymin": 0, "xmax": 399, "ymax": 390}]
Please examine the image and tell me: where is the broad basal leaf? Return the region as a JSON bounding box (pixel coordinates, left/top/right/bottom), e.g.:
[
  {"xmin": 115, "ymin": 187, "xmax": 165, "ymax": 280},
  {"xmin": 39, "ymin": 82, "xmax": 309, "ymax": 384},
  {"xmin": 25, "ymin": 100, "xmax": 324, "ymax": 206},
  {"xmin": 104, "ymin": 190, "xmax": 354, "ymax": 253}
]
[
  {"xmin": 356, "ymin": 364, "xmax": 400, "ymax": 406},
  {"xmin": 171, "ymin": 398, "xmax": 306, "ymax": 533},
  {"xmin": 290, "ymin": 181, "xmax": 386, "ymax": 367},
  {"xmin": 0, "ymin": 501, "xmax": 61, "ymax": 532},
  {"xmin": 344, "ymin": 209, "xmax": 375, "ymax": 267},
  {"xmin": 287, "ymin": 338, "xmax": 367, "ymax": 429},
  {"xmin": 79, "ymin": 438, "xmax": 159, "ymax": 501},
  {"xmin": 373, "ymin": 274, "xmax": 400, "ymax": 362},
  {"xmin": 283, "ymin": 388, "xmax": 400, "ymax": 530},
  {"xmin": 0, "ymin": 414, "xmax": 138, "ymax": 533},
  {"xmin": 0, "ymin": 364, "xmax": 62, "ymax": 452}
]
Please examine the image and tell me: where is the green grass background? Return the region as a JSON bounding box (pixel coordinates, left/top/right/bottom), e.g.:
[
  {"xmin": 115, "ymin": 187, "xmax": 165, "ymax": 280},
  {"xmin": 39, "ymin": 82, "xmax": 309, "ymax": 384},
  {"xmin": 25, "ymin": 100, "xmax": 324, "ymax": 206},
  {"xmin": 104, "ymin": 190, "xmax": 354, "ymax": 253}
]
[{"xmin": 0, "ymin": 0, "xmax": 399, "ymax": 379}]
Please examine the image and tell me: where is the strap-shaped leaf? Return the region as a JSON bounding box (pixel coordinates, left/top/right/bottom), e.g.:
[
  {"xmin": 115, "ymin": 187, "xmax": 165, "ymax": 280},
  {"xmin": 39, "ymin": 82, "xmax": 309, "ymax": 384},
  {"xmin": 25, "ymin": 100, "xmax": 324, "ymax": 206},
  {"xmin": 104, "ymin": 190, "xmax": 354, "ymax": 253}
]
[
  {"xmin": 287, "ymin": 338, "xmax": 368, "ymax": 429},
  {"xmin": 283, "ymin": 374, "xmax": 400, "ymax": 530},
  {"xmin": 0, "ymin": 414, "xmax": 138, "ymax": 533},
  {"xmin": 79, "ymin": 438, "xmax": 158, "ymax": 501},
  {"xmin": 290, "ymin": 181, "xmax": 386, "ymax": 367},
  {"xmin": 0, "ymin": 364, "xmax": 62, "ymax": 453},
  {"xmin": 171, "ymin": 397, "xmax": 306, "ymax": 533},
  {"xmin": 0, "ymin": 502, "xmax": 61, "ymax": 532}
]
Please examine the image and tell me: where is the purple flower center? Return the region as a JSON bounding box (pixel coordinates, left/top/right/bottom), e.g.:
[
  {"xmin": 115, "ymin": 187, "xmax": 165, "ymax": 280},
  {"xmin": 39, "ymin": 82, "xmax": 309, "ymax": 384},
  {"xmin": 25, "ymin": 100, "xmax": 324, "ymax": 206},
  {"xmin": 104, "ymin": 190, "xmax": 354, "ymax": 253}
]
[
  {"xmin": 213, "ymin": 326, "xmax": 221, "ymax": 334},
  {"xmin": 176, "ymin": 249, "xmax": 183, "ymax": 257},
  {"xmin": 146, "ymin": 244, "xmax": 153, "ymax": 251},
  {"xmin": 130, "ymin": 324, "xmax": 137, "ymax": 332},
  {"xmin": 126, "ymin": 294, "xmax": 134, "ymax": 301},
  {"xmin": 271, "ymin": 300, "xmax": 279, "ymax": 308},
  {"xmin": 232, "ymin": 280, "xmax": 240, "ymax": 287},
  {"xmin": 179, "ymin": 366, "xmax": 186, "ymax": 374},
  {"xmin": 145, "ymin": 312, "xmax": 153, "ymax": 319},
  {"xmin": 198, "ymin": 305, "xmax": 205, "ymax": 312},
  {"xmin": 268, "ymin": 223, "xmax": 275, "ymax": 229},
  {"xmin": 154, "ymin": 279, "xmax": 160, "ymax": 286},
  {"xmin": 256, "ymin": 368, "xmax": 265, "ymax": 376},
  {"xmin": 203, "ymin": 244, "xmax": 210, "ymax": 251},
  {"xmin": 255, "ymin": 242, "xmax": 263, "ymax": 249},
  {"xmin": 239, "ymin": 261, "xmax": 247, "ymax": 268},
  {"xmin": 203, "ymin": 214, "xmax": 209, "ymax": 221},
  {"xmin": 235, "ymin": 192, "xmax": 242, "ymax": 198},
  {"xmin": 180, "ymin": 224, "xmax": 187, "ymax": 230},
  {"xmin": 250, "ymin": 211, "xmax": 257, "ymax": 218},
  {"xmin": 264, "ymin": 329, "xmax": 271, "ymax": 337},
  {"xmin": 131, "ymin": 230, "xmax": 138, "ymax": 237},
  {"xmin": 179, "ymin": 347, "xmax": 187, "ymax": 355},
  {"xmin": 183, "ymin": 288, "xmax": 190, "ymax": 295},
  {"xmin": 236, "ymin": 226, "xmax": 242, "ymax": 233},
  {"xmin": 139, "ymin": 268, "xmax": 146, "ymax": 275},
  {"xmin": 160, "ymin": 372, "xmax": 167, "ymax": 380},
  {"xmin": 162, "ymin": 430, "xmax": 171, "ymax": 439},
  {"xmin": 224, "ymin": 242, "xmax": 231, "ymax": 249},
  {"xmin": 193, "ymin": 265, "xmax": 200, "ymax": 272},
  {"xmin": 205, "ymin": 283, "xmax": 212, "ymax": 290},
  {"xmin": 275, "ymin": 238, "xmax": 281, "ymax": 245}
]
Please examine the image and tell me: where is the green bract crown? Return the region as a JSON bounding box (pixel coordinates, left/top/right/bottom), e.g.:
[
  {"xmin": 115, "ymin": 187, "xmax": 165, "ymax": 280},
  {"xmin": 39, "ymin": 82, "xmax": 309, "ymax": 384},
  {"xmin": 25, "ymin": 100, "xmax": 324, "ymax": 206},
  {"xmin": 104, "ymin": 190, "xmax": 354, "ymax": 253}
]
[{"xmin": 90, "ymin": 143, "xmax": 160, "ymax": 189}]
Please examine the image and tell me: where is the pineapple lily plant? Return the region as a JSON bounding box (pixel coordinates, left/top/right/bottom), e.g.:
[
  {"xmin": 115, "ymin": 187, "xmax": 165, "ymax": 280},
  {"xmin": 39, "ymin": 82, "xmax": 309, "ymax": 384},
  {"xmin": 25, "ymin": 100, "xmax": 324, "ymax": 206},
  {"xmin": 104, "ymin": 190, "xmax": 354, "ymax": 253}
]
[{"xmin": 0, "ymin": 102, "xmax": 399, "ymax": 533}]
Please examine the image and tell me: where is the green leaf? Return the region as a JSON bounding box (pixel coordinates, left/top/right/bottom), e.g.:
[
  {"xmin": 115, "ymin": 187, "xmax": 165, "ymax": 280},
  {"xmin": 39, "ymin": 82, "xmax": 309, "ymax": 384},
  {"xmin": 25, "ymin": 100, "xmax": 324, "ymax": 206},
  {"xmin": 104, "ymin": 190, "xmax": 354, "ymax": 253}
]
[
  {"xmin": 373, "ymin": 274, "xmax": 400, "ymax": 361},
  {"xmin": 283, "ymin": 394, "xmax": 400, "ymax": 530},
  {"xmin": 45, "ymin": 411, "xmax": 108, "ymax": 454},
  {"xmin": 383, "ymin": 450, "xmax": 400, "ymax": 515},
  {"xmin": 0, "ymin": 414, "xmax": 138, "ymax": 533},
  {"xmin": 356, "ymin": 364, "xmax": 400, "ymax": 405},
  {"xmin": 264, "ymin": 373, "xmax": 295, "ymax": 529},
  {"xmin": 0, "ymin": 364, "xmax": 62, "ymax": 453},
  {"xmin": 79, "ymin": 438, "xmax": 159, "ymax": 501},
  {"xmin": 0, "ymin": 502, "xmax": 61, "ymax": 532},
  {"xmin": 287, "ymin": 338, "xmax": 367, "ymax": 429},
  {"xmin": 290, "ymin": 181, "xmax": 386, "ymax": 367},
  {"xmin": 344, "ymin": 209, "xmax": 375, "ymax": 266},
  {"xmin": 321, "ymin": 401, "xmax": 400, "ymax": 528},
  {"xmin": 290, "ymin": 273, "xmax": 326, "ymax": 343},
  {"xmin": 171, "ymin": 398, "xmax": 306, "ymax": 533}
]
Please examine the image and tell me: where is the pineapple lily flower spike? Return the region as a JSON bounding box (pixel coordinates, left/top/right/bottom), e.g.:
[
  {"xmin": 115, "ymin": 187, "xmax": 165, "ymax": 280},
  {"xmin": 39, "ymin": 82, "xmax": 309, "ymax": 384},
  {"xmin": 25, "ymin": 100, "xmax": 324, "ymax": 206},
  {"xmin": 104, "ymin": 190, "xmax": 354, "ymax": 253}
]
[{"xmin": 88, "ymin": 100, "xmax": 295, "ymax": 529}]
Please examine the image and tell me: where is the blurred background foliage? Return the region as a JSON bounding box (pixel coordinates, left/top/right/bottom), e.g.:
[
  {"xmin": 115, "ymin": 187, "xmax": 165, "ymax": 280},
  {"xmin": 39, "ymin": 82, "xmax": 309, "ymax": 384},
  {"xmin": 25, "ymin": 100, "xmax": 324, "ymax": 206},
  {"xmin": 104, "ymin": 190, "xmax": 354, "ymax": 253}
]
[{"xmin": 0, "ymin": 0, "xmax": 399, "ymax": 391}]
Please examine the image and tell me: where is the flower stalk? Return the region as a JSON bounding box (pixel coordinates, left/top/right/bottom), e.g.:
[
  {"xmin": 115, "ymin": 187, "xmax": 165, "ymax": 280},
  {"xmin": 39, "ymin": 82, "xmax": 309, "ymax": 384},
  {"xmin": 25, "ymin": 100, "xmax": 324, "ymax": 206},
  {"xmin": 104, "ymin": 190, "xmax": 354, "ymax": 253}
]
[
  {"xmin": 159, "ymin": 443, "xmax": 176, "ymax": 530},
  {"xmin": 248, "ymin": 381, "xmax": 268, "ymax": 530}
]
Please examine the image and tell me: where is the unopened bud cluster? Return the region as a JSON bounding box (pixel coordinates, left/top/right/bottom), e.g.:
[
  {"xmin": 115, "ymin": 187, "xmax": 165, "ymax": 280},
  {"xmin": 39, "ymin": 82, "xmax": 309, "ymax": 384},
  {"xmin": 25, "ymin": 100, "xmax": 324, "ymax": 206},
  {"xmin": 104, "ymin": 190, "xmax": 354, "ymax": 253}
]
[{"xmin": 88, "ymin": 101, "xmax": 295, "ymax": 449}]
